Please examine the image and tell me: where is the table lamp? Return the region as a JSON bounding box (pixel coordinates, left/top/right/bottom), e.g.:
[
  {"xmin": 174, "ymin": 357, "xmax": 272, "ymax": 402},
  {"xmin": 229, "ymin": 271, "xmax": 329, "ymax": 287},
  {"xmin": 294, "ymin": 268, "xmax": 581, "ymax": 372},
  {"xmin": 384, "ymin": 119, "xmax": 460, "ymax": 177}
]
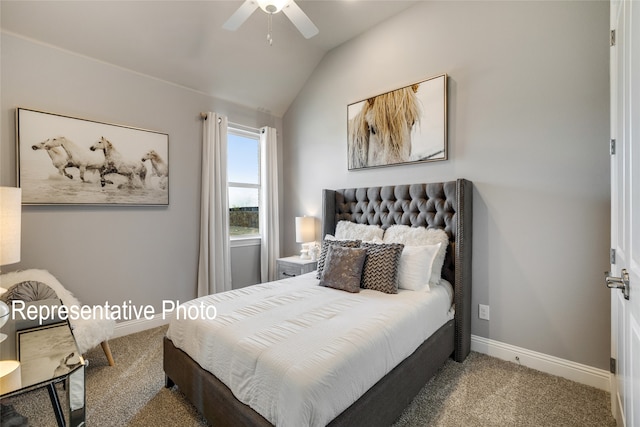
[
  {"xmin": 295, "ymin": 216, "xmax": 315, "ymax": 259},
  {"xmin": 0, "ymin": 295, "xmax": 8, "ymax": 343},
  {"xmin": 0, "ymin": 187, "xmax": 21, "ymax": 337},
  {"xmin": 0, "ymin": 187, "xmax": 22, "ymax": 393},
  {"xmin": 0, "ymin": 186, "xmax": 21, "ymax": 269}
]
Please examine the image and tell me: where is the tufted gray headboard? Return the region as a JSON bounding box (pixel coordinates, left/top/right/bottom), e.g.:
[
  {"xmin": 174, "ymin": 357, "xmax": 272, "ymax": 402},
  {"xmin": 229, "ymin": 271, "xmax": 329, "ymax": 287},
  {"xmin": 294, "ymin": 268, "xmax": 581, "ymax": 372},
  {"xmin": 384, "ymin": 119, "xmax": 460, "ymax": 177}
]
[{"xmin": 321, "ymin": 179, "xmax": 472, "ymax": 362}]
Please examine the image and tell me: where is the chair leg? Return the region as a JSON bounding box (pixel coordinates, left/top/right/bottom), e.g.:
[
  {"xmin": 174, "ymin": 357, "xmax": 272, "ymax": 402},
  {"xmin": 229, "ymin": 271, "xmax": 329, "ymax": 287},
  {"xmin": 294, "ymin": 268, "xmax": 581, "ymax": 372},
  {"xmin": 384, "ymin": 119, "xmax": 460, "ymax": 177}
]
[{"xmin": 100, "ymin": 340, "xmax": 115, "ymax": 366}]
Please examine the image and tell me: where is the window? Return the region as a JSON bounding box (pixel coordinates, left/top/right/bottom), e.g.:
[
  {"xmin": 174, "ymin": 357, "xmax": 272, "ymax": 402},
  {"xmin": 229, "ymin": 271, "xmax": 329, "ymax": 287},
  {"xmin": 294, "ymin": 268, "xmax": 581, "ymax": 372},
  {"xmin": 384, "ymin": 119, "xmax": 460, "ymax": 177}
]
[{"xmin": 228, "ymin": 127, "xmax": 261, "ymax": 238}]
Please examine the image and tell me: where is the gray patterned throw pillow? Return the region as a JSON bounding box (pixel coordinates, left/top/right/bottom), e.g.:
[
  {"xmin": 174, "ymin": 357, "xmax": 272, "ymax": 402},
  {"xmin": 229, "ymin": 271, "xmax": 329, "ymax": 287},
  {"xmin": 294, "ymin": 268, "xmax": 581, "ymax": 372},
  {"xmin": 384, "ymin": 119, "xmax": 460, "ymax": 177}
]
[
  {"xmin": 360, "ymin": 242, "xmax": 405, "ymax": 294},
  {"xmin": 319, "ymin": 246, "xmax": 367, "ymax": 293},
  {"xmin": 316, "ymin": 238, "xmax": 361, "ymax": 279}
]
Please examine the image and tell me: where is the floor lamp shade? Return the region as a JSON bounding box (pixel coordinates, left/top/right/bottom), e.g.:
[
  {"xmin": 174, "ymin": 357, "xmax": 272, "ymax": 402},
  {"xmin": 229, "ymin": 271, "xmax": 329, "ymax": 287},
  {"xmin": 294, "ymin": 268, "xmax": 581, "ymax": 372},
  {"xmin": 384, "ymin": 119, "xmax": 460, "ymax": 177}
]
[{"xmin": 0, "ymin": 187, "xmax": 22, "ymax": 266}]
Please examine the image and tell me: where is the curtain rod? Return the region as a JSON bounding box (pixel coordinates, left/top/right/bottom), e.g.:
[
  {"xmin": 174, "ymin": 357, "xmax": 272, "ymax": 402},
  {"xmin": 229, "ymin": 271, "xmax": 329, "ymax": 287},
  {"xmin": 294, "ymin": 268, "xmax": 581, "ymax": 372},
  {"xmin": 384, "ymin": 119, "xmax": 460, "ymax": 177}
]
[{"xmin": 200, "ymin": 112, "xmax": 261, "ymax": 133}]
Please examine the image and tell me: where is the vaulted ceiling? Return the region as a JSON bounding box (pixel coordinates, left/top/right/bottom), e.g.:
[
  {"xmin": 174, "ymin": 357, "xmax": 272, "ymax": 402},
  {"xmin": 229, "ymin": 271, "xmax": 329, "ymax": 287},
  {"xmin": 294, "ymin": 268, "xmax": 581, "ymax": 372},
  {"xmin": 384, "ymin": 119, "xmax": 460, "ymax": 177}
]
[{"xmin": 1, "ymin": 1, "xmax": 419, "ymax": 117}]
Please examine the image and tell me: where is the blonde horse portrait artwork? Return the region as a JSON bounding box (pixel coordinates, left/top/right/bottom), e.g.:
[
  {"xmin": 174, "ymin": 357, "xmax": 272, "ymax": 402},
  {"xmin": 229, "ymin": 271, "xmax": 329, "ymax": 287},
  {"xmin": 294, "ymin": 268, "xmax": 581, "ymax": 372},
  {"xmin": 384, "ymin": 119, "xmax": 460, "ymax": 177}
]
[{"xmin": 347, "ymin": 74, "xmax": 447, "ymax": 170}]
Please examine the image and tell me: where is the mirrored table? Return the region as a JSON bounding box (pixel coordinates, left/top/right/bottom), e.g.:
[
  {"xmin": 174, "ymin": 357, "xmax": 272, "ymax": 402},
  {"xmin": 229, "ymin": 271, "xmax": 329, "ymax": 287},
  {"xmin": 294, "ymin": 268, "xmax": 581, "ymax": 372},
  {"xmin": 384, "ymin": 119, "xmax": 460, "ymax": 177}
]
[{"xmin": 0, "ymin": 299, "xmax": 86, "ymax": 427}]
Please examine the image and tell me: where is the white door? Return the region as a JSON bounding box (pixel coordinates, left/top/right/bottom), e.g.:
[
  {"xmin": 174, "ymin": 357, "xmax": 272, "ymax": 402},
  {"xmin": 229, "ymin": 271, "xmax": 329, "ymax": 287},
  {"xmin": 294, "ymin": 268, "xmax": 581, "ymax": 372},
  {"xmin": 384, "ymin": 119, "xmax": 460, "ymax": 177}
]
[{"xmin": 609, "ymin": 0, "xmax": 639, "ymax": 425}]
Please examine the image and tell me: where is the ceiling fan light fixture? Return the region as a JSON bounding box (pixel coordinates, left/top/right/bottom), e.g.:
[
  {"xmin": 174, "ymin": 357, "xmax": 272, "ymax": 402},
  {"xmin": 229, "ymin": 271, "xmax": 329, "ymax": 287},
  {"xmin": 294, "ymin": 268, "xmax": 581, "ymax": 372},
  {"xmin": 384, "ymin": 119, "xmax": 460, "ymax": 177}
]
[
  {"xmin": 256, "ymin": 0, "xmax": 290, "ymax": 14},
  {"xmin": 224, "ymin": 0, "xmax": 318, "ymax": 41}
]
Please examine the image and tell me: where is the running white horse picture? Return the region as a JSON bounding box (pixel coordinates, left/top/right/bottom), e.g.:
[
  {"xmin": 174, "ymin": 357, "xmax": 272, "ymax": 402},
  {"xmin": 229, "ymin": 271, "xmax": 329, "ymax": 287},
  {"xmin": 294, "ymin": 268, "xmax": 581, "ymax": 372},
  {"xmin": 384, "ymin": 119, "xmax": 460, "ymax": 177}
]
[
  {"xmin": 17, "ymin": 108, "xmax": 169, "ymax": 205},
  {"xmin": 31, "ymin": 140, "xmax": 73, "ymax": 179},
  {"xmin": 141, "ymin": 149, "xmax": 168, "ymax": 190},
  {"xmin": 90, "ymin": 136, "xmax": 148, "ymax": 189},
  {"xmin": 42, "ymin": 136, "xmax": 105, "ymax": 182},
  {"xmin": 347, "ymin": 74, "xmax": 447, "ymax": 170}
]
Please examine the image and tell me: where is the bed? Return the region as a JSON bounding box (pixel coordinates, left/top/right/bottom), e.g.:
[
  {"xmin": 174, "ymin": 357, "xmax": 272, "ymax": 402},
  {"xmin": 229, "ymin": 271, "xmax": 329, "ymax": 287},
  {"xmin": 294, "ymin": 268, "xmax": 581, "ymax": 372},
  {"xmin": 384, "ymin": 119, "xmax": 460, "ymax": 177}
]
[{"xmin": 163, "ymin": 178, "xmax": 472, "ymax": 426}]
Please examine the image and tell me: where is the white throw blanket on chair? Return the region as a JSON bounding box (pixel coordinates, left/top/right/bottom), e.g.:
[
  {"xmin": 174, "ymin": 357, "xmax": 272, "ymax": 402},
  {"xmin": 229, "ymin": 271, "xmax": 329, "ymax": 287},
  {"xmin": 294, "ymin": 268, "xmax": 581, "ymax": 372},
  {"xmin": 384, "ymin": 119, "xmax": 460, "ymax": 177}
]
[{"xmin": 0, "ymin": 269, "xmax": 115, "ymax": 354}]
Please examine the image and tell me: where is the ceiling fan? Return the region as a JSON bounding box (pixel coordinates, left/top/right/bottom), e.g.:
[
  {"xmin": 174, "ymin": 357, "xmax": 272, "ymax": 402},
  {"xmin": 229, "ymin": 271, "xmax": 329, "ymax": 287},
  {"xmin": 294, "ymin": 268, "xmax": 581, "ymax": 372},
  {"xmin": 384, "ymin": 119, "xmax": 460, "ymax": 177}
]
[{"xmin": 223, "ymin": 0, "xmax": 319, "ymax": 42}]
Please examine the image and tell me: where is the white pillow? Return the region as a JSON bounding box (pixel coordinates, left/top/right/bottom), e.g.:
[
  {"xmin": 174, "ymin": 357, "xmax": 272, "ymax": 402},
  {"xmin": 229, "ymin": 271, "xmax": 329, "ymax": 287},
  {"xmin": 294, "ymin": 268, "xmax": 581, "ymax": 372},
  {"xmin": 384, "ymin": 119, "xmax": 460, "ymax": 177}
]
[
  {"xmin": 397, "ymin": 243, "xmax": 441, "ymax": 291},
  {"xmin": 335, "ymin": 221, "xmax": 383, "ymax": 242},
  {"xmin": 383, "ymin": 225, "xmax": 449, "ymax": 285}
]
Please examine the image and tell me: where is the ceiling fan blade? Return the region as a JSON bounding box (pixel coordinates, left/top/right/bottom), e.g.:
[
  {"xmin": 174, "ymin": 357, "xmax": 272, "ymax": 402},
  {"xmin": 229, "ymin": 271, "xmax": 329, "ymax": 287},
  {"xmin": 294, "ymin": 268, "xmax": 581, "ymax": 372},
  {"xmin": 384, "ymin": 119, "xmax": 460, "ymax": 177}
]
[
  {"xmin": 223, "ymin": 0, "xmax": 259, "ymax": 31},
  {"xmin": 282, "ymin": 1, "xmax": 319, "ymax": 39}
]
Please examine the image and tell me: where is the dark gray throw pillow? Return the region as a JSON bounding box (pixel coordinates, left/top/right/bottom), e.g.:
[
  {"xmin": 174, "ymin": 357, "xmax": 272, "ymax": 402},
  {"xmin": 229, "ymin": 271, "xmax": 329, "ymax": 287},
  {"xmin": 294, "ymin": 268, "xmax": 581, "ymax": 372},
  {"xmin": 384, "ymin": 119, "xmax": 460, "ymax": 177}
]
[
  {"xmin": 319, "ymin": 245, "xmax": 367, "ymax": 293},
  {"xmin": 316, "ymin": 238, "xmax": 361, "ymax": 279},
  {"xmin": 360, "ymin": 242, "xmax": 405, "ymax": 294}
]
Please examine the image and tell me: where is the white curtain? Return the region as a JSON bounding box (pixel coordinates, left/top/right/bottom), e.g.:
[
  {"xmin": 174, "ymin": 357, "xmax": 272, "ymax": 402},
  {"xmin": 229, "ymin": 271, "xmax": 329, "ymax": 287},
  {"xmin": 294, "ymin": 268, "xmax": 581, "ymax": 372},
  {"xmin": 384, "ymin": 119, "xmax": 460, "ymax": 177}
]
[
  {"xmin": 197, "ymin": 113, "xmax": 232, "ymax": 296},
  {"xmin": 260, "ymin": 126, "xmax": 280, "ymax": 282}
]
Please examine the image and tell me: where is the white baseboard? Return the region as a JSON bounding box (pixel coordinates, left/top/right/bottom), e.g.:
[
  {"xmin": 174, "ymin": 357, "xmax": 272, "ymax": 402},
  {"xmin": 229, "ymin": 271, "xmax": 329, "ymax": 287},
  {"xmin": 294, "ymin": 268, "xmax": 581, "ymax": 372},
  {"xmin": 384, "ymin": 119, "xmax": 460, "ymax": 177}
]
[
  {"xmin": 471, "ymin": 335, "xmax": 611, "ymax": 392},
  {"xmin": 112, "ymin": 313, "xmax": 170, "ymax": 339}
]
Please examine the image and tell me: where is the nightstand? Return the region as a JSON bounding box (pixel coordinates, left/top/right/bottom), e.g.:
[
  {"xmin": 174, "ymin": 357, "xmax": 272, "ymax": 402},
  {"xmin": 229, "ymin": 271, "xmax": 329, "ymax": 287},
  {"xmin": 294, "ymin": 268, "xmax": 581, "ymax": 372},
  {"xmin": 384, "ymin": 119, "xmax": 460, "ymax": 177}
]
[{"xmin": 276, "ymin": 256, "xmax": 317, "ymax": 280}]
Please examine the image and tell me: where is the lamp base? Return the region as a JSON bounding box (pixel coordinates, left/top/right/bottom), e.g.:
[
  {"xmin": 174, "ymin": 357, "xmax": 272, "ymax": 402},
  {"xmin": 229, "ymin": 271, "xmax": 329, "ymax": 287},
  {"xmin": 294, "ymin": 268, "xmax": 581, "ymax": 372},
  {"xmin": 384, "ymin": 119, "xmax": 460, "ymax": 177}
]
[
  {"xmin": 300, "ymin": 242, "xmax": 312, "ymax": 259},
  {"xmin": 0, "ymin": 360, "xmax": 22, "ymax": 394}
]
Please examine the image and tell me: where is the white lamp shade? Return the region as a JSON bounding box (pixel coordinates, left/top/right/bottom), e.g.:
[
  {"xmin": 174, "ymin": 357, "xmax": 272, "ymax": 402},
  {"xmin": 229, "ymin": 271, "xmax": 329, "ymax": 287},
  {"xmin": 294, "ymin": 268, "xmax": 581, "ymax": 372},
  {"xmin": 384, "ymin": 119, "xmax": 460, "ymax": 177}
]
[
  {"xmin": 0, "ymin": 300, "xmax": 9, "ymax": 330},
  {"xmin": 0, "ymin": 187, "xmax": 21, "ymax": 266},
  {"xmin": 295, "ymin": 216, "xmax": 315, "ymax": 243}
]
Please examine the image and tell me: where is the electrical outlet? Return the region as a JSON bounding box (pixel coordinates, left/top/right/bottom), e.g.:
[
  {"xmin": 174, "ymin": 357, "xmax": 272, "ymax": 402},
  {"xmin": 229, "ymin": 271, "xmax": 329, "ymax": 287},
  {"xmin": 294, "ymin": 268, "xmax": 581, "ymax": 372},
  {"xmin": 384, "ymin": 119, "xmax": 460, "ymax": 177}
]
[{"xmin": 479, "ymin": 304, "xmax": 490, "ymax": 320}]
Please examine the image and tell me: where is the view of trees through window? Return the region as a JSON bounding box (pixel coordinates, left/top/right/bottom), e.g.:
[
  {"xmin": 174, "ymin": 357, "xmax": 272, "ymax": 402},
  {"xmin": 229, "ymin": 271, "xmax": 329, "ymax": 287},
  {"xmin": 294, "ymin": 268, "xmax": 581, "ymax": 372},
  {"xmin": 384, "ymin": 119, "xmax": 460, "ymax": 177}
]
[{"xmin": 228, "ymin": 129, "xmax": 260, "ymax": 237}]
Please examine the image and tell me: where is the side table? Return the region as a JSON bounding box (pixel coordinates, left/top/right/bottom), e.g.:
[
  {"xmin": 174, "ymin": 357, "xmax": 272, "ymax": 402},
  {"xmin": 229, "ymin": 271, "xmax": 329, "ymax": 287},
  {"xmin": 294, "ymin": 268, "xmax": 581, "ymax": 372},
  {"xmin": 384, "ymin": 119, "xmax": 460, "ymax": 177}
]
[
  {"xmin": 276, "ymin": 256, "xmax": 318, "ymax": 280},
  {"xmin": 0, "ymin": 300, "xmax": 86, "ymax": 427}
]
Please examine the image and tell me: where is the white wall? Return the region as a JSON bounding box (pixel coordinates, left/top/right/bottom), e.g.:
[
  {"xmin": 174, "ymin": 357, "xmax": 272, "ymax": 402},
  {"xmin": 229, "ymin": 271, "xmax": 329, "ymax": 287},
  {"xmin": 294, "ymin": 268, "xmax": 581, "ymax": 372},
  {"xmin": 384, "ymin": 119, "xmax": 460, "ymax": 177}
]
[
  {"xmin": 0, "ymin": 34, "xmax": 278, "ymax": 311},
  {"xmin": 283, "ymin": 1, "xmax": 611, "ymax": 369}
]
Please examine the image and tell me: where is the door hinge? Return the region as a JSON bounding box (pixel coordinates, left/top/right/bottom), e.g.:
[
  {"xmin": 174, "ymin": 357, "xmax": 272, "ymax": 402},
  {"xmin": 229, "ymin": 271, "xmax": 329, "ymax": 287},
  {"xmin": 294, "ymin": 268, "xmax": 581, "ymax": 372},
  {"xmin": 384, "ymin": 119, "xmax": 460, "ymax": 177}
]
[
  {"xmin": 611, "ymin": 30, "xmax": 616, "ymax": 47},
  {"xmin": 610, "ymin": 357, "xmax": 616, "ymax": 374},
  {"xmin": 610, "ymin": 139, "xmax": 616, "ymax": 155},
  {"xmin": 610, "ymin": 248, "xmax": 616, "ymax": 265}
]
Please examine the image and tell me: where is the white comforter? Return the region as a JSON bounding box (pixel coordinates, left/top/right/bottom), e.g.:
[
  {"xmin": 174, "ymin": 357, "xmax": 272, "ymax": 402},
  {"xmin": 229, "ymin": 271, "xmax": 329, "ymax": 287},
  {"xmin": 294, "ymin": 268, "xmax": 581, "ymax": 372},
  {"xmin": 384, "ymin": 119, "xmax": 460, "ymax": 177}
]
[{"xmin": 166, "ymin": 273, "xmax": 454, "ymax": 427}]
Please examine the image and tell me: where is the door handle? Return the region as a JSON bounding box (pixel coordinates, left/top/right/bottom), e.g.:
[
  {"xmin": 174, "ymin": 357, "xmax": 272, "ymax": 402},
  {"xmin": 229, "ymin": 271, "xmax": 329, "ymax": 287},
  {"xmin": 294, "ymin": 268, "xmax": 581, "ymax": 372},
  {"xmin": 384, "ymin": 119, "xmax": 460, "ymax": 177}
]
[{"xmin": 605, "ymin": 269, "xmax": 630, "ymax": 300}]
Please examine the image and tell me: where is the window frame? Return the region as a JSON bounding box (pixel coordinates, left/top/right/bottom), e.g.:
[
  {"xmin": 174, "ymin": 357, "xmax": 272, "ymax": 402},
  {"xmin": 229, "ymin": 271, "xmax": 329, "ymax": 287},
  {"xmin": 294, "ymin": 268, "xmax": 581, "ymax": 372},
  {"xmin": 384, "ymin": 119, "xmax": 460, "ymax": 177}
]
[{"xmin": 227, "ymin": 125, "xmax": 261, "ymax": 246}]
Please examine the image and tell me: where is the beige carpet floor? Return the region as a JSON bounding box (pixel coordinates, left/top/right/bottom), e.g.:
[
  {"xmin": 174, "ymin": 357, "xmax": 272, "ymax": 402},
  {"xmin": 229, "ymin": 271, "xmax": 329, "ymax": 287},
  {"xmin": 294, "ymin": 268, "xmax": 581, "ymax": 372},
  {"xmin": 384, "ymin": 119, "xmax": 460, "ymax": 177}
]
[{"xmin": 2, "ymin": 326, "xmax": 616, "ymax": 426}]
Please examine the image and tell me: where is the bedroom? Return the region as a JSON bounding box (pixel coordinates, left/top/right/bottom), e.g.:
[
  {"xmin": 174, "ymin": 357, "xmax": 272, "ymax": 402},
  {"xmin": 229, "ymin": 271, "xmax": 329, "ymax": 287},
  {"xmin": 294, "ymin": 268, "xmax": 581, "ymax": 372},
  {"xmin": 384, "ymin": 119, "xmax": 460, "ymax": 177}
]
[{"xmin": 0, "ymin": 0, "xmax": 617, "ymax": 425}]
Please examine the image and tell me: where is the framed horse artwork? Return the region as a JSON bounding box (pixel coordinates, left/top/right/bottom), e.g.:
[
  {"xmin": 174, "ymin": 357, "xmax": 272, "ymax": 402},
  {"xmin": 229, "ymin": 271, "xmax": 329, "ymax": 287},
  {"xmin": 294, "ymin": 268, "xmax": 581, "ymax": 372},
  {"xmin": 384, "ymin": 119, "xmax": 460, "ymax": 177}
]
[
  {"xmin": 347, "ymin": 74, "xmax": 447, "ymax": 170},
  {"xmin": 16, "ymin": 108, "xmax": 169, "ymax": 205}
]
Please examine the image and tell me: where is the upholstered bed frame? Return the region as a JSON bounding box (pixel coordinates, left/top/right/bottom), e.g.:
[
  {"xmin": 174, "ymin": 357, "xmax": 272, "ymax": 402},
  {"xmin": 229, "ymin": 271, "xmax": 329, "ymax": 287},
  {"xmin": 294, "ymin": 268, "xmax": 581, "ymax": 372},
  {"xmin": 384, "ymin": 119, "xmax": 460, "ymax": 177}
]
[{"xmin": 163, "ymin": 178, "xmax": 472, "ymax": 426}]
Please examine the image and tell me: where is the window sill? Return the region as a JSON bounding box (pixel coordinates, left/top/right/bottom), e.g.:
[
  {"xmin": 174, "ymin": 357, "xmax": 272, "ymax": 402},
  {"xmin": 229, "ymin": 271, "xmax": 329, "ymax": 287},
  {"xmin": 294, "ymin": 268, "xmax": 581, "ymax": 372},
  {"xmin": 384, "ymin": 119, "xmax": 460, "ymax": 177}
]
[{"xmin": 230, "ymin": 236, "xmax": 261, "ymax": 248}]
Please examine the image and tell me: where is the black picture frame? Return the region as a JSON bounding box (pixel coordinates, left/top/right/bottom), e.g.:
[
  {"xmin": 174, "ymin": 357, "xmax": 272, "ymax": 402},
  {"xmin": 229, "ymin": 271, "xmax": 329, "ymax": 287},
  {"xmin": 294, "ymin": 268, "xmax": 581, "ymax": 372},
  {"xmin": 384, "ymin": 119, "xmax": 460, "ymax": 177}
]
[{"xmin": 347, "ymin": 74, "xmax": 447, "ymax": 170}]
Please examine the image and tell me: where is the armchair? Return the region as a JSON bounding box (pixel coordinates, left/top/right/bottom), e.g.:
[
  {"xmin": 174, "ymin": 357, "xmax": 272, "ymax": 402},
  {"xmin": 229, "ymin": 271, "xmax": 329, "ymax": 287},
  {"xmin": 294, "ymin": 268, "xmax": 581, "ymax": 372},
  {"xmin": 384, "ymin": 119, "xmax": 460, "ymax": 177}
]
[{"xmin": 0, "ymin": 269, "xmax": 116, "ymax": 366}]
